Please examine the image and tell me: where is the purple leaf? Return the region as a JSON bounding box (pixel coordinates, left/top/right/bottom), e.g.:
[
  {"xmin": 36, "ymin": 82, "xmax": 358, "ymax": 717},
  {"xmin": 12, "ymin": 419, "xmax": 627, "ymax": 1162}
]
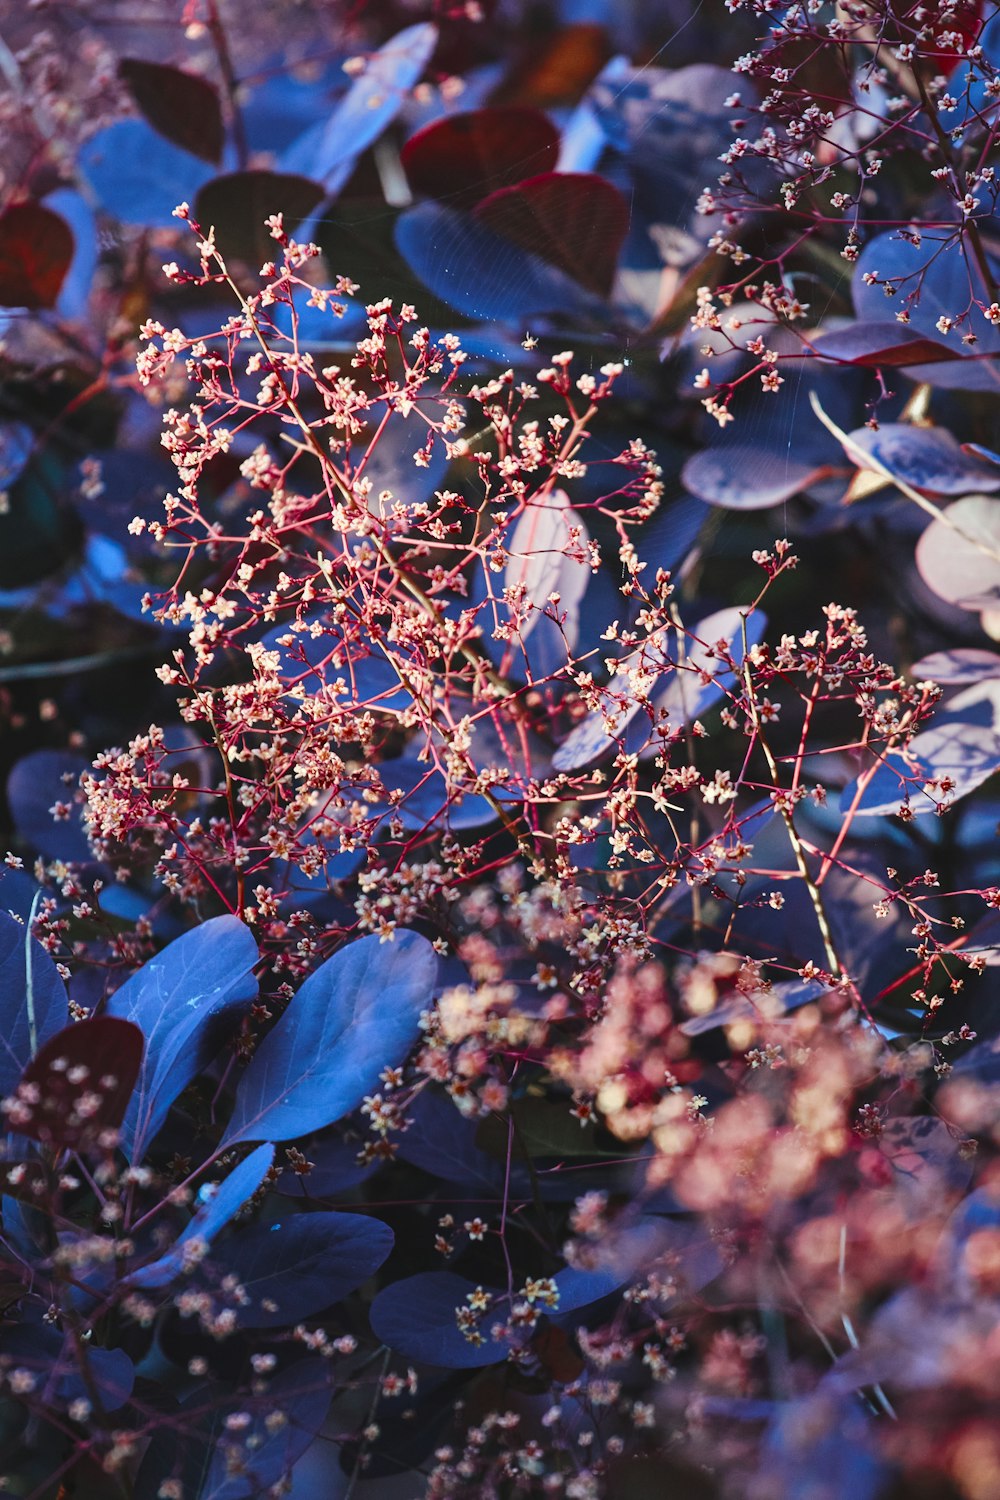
[
  {"xmin": 224, "ymin": 931, "xmax": 438, "ymax": 1145},
  {"xmin": 682, "ymin": 443, "xmax": 835, "ymax": 511},
  {"xmin": 194, "ymin": 171, "xmax": 324, "ymax": 267},
  {"xmin": 282, "ymin": 23, "xmax": 438, "ymax": 191},
  {"xmin": 844, "ymin": 424, "xmax": 1000, "ymax": 495},
  {"xmin": 207, "ymin": 1211, "xmax": 393, "ymax": 1328},
  {"xmin": 911, "ymin": 649, "xmax": 1000, "ymax": 684},
  {"xmin": 0, "ymin": 201, "xmax": 73, "ymax": 310},
  {"xmin": 473, "ymin": 172, "xmax": 628, "ymax": 298},
  {"xmin": 128, "ymin": 1142, "xmax": 275, "ymax": 1289},
  {"xmin": 811, "ymin": 321, "xmax": 960, "ymax": 368},
  {"xmin": 915, "ymin": 496, "xmax": 1000, "ymax": 611},
  {"xmin": 108, "ymin": 915, "xmax": 259, "ymax": 1162},
  {"xmin": 395, "ymin": 200, "xmax": 604, "ymax": 321},
  {"xmin": 841, "ymin": 679, "xmax": 1000, "ymax": 815}
]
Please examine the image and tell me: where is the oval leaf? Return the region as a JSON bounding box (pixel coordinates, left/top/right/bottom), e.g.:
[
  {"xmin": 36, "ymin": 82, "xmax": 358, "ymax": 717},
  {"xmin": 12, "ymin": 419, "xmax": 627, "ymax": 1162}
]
[
  {"xmin": 911, "ymin": 648, "xmax": 1000, "ymax": 684},
  {"xmin": 842, "ymin": 678, "xmax": 1000, "ymax": 815},
  {"xmin": 224, "ymin": 930, "xmax": 438, "ymax": 1145},
  {"xmin": 78, "ymin": 119, "xmax": 214, "ymax": 227},
  {"xmin": 119, "ymin": 58, "xmax": 224, "ymax": 164},
  {"xmin": 683, "ymin": 443, "xmax": 834, "ymax": 510},
  {"xmin": 208, "ymin": 1211, "xmax": 393, "ymax": 1327},
  {"xmin": 370, "ymin": 1271, "xmax": 508, "ymax": 1368},
  {"xmin": 0, "ymin": 909, "xmax": 69, "ymax": 1099},
  {"xmin": 108, "ymin": 915, "xmax": 259, "ymax": 1162},
  {"xmin": 283, "ymin": 23, "xmax": 438, "ymax": 190},
  {"xmin": 0, "ymin": 201, "xmax": 73, "ymax": 310},
  {"xmin": 395, "ymin": 199, "xmax": 603, "ymax": 321},
  {"xmin": 811, "ymin": 321, "xmax": 960, "ymax": 368},
  {"xmin": 845, "ymin": 424, "xmax": 1000, "ymax": 496},
  {"xmin": 9, "ymin": 1017, "xmax": 143, "ymax": 1151},
  {"xmin": 194, "ymin": 171, "xmax": 324, "ymax": 268},
  {"xmin": 129, "ymin": 1142, "xmax": 275, "ymax": 1289},
  {"xmin": 402, "ymin": 107, "xmax": 560, "ymax": 209},
  {"xmin": 915, "ymin": 496, "xmax": 1000, "ymax": 610},
  {"xmin": 473, "ymin": 171, "xmax": 627, "ymax": 298}
]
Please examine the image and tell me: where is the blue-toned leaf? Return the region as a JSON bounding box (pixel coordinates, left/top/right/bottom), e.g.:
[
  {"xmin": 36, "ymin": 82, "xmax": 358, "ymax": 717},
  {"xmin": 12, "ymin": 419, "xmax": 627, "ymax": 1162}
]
[
  {"xmin": 647, "ymin": 605, "xmax": 766, "ymax": 746},
  {"xmin": 915, "ymin": 496, "xmax": 1000, "ymax": 611},
  {"xmin": 370, "ymin": 1271, "xmax": 508, "ymax": 1368},
  {"xmin": 683, "ymin": 442, "xmax": 835, "ymax": 510},
  {"xmin": 261, "ymin": 616, "xmax": 414, "ymax": 714},
  {"xmin": 841, "ymin": 679, "xmax": 1000, "ymax": 815},
  {"xmin": 0, "ymin": 909, "xmax": 69, "ymax": 1100},
  {"xmin": 552, "ymin": 606, "xmax": 765, "ymax": 771},
  {"xmin": 208, "ymin": 1210, "xmax": 393, "ymax": 1327},
  {"xmin": 78, "ymin": 119, "xmax": 214, "ymax": 228},
  {"xmin": 275, "ymin": 1133, "xmax": 378, "ymax": 1197},
  {"xmin": 0, "ymin": 1321, "xmax": 133, "ymax": 1411},
  {"xmin": 6, "ymin": 748, "xmax": 91, "ymax": 863},
  {"xmin": 129, "ymin": 1142, "xmax": 275, "ymax": 1289},
  {"xmin": 853, "ymin": 233, "xmax": 1000, "ymax": 391},
  {"xmin": 224, "ymin": 931, "xmax": 438, "ymax": 1145},
  {"xmin": 199, "ymin": 1359, "xmax": 332, "ymax": 1500},
  {"xmin": 282, "ymin": 23, "xmax": 438, "ymax": 190},
  {"xmin": 758, "ymin": 1394, "xmax": 888, "ymax": 1500},
  {"xmin": 108, "ymin": 916, "xmax": 259, "ymax": 1162},
  {"xmin": 44, "ymin": 190, "xmax": 98, "ymax": 320},
  {"xmin": 395, "ymin": 200, "xmax": 604, "ymax": 322},
  {"xmin": 844, "ymin": 424, "xmax": 1000, "ymax": 495},
  {"xmin": 911, "ymin": 648, "xmax": 1000, "ymax": 684}
]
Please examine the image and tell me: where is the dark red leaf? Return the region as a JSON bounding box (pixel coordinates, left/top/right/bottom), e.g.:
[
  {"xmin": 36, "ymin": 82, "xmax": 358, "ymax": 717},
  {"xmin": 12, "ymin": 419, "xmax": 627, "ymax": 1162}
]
[
  {"xmin": 194, "ymin": 171, "xmax": 324, "ymax": 269},
  {"xmin": 402, "ymin": 107, "xmax": 560, "ymax": 210},
  {"xmin": 8, "ymin": 1017, "xmax": 143, "ymax": 1151},
  {"xmin": 0, "ymin": 201, "xmax": 73, "ymax": 311},
  {"xmin": 119, "ymin": 58, "xmax": 224, "ymax": 165},
  {"xmin": 473, "ymin": 171, "xmax": 627, "ymax": 298},
  {"xmin": 811, "ymin": 322, "xmax": 963, "ymax": 368}
]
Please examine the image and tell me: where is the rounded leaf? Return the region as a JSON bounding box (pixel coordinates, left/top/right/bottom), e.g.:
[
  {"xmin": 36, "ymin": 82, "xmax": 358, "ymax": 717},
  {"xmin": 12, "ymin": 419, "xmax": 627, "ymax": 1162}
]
[
  {"xmin": 915, "ymin": 496, "xmax": 1000, "ymax": 610},
  {"xmin": 473, "ymin": 171, "xmax": 628, "ymax": 298},
  {"xmin": 194, "ymin": 171, "xmax": 324, "ymax": 267},
  {"xmin": 402, "ymin": 107, "xmax": 560, "ymax": 209},
  {"xmin": 0, "ymin": 201, "xmax": 73, "ymax": 310},
  {"xmin": 119, "ymin": 58, "xmax": 224, "ymax": 164}
]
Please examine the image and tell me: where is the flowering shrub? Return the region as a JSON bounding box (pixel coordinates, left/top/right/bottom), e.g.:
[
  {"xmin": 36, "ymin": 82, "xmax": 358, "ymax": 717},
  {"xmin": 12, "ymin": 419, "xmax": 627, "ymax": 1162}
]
[{"xmin": 0, "ymin": 2, "xmax": 1000, "ymax": 1498}]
